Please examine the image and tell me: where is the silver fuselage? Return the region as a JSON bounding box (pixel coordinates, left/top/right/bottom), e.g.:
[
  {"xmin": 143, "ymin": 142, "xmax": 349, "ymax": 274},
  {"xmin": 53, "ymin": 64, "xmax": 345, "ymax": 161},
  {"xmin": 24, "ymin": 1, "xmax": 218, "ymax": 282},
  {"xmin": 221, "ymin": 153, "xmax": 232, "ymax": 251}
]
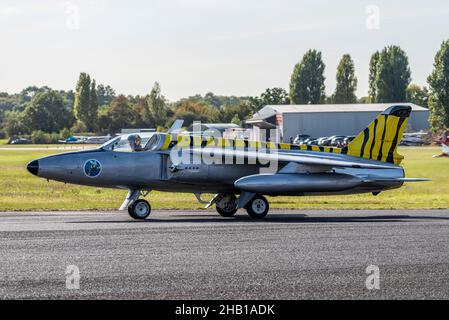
[{"xmin": 30, "ymin": 147, "xmax": 404, "ymax": 196}]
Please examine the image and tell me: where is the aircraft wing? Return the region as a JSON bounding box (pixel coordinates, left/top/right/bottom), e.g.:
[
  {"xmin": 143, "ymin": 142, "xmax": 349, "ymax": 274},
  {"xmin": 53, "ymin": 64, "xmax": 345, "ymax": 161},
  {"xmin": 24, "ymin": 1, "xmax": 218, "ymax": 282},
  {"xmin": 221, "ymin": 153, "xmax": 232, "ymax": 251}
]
[{"xmin": 189, "ymin": 147, "xmax": 397, "ymax": 170}]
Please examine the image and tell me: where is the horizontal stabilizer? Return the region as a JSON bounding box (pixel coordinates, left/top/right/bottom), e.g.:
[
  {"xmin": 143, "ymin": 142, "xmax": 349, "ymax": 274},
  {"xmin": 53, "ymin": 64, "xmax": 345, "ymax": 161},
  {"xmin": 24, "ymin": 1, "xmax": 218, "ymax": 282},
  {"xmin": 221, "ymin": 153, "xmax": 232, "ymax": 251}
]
[
  {"xmin": 397, "ymin": 178, "xmax": 432, "ymax": 182},
  {"xmin": 362, "ymin": 177, "xmax": 431, "ymax": 183}
]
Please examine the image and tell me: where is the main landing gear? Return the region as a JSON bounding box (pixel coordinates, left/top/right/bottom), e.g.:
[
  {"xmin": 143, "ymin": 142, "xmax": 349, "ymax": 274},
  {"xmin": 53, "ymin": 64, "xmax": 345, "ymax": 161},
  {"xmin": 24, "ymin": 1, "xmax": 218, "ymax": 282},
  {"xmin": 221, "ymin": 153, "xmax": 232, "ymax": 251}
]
[
  {"xmin": 215, "ymin": 194, "xmax": 238, "ymax": 217},
  {"xmin": 245, "ymin": 195, "xmax": 269, "ymax": 219},
  {"xmin": 212, "ymin": 193, "xmax": 270, "ymax": 219}
]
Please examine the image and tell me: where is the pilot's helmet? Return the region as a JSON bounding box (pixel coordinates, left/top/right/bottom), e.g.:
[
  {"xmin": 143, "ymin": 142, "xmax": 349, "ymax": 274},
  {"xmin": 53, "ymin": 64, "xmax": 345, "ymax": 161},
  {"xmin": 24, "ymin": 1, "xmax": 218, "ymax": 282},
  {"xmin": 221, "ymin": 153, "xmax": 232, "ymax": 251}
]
[
  {"xmin": 127, "ymin": 134, "xmax": 142, "ymax": 151},
  {"xmin": 135, "ymin": 135, "xmax": 142, "ymax": 146}
]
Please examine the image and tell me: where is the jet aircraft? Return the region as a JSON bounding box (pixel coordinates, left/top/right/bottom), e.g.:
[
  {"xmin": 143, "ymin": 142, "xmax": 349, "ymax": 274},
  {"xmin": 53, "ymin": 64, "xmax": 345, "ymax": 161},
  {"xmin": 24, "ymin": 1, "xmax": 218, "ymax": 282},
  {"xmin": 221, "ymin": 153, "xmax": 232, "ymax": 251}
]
[{"xmin": 27, "ymin": 105, "xmax": 429, "ymax": 220}]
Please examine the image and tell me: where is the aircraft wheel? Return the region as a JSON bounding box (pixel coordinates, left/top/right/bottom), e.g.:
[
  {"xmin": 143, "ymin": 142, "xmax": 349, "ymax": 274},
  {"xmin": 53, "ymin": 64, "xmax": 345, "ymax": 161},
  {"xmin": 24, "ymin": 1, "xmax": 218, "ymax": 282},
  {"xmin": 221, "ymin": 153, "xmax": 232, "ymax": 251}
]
[
  {"xmin": 246, "ymin": 195, "xmax": 269, "ymax": 219},
  {"xmin": 216, "ymin": 206, "xmax": 237, "ymax": 217},
  {"xmin": 216, "ymin": 195, "xmax": 237, "ymax": 217},
  {"xmin": 128, "ymin": 199, "xmax": 151, "ymax": 220}
]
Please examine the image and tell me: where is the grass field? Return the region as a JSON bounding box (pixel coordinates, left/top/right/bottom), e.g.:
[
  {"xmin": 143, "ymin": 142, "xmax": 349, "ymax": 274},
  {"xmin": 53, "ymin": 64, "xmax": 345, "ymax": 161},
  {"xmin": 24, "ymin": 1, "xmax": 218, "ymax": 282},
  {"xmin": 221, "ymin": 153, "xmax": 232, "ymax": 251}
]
[
  {"xmin": 0, "ymin": 146, "xmax": 447, "ymax": 211},
  {"xmin": 0, "ymin": 139, "xmax": 99, "ymax": 150}
]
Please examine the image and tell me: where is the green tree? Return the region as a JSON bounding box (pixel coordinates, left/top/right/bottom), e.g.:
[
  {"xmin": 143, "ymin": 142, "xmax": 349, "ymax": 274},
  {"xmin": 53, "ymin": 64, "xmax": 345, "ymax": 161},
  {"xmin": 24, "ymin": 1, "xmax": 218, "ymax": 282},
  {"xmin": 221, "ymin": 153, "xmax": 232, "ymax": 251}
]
[
  {"xmin": 204, "ymin": 92, "xmax": 222, "ymax": 108},
  {"xmin": 173, "ymin": 101, "xmax": 218, "ymax": 127},
  {"xmin": 289, "ymin": 49, "xmax": 326, "ymax": 104},
  {"xmin": 96, "ymin": 84, "xmax": 116, "ymax": 106},
  {"xmin": 368, "ymin": 51, "xmax": 380, "ymax": 102},
  {"xmin": 30, "ymin": 130, "xmax": 51, "ymax": 144},
  {"xmin": 217, "ymin": 102, "xmax": 255, "ymax": 123},
  {"xmin": 260, "ymin": 88, "xmax": 290, "ymax": 106},
  {"xmin": 406, "ymin": 84, "xmax": 429, "ymax": 108},
  {"xmin": 231, "ymin": 114, "xmax": 241, "ymax": 126},
  {"xmin": 132, "ymin": 97, "xmax": 154, "ymax": 128},
  {"xmin": 333, "ymin": 54, "xmax": 358, "ymax": 103},
  {"xmin": 358, "ymin": 96, "xmax": 371, "ymax": 104},
  {"xmin": 374, "ymin": 46, "xmax": 411, "ymax": 103},
  {"xmin": 22, "ymin": 91, "xmax": 75, "ymax": 133},
  {"xmin": 20, "ymin": 86, "xmax": 51, "ymax": 102},
  {"xmin": 98, "ymin": 95, "xmax": 136, "ymax": 134},
  {"xmin": 87, "ymin": 79, "xmax": 99, "ymax": 131},
  {"xmin": 74, "ymin": 73, "xmax": 91, "ymax": 127},
  {"xmin": 147, "ymin": 82, "xmax": 168, "ymax": 127},
  {"xmin": 3, "ymin": 111, "xmax": 26, "ymax": 136},
  {"xmin": 60, "ymin": 128, "xmax": 72, "ymax": 140},
  {"xmin": 428, "ymin": 40, "xmax": 449, "ymax": 130}
]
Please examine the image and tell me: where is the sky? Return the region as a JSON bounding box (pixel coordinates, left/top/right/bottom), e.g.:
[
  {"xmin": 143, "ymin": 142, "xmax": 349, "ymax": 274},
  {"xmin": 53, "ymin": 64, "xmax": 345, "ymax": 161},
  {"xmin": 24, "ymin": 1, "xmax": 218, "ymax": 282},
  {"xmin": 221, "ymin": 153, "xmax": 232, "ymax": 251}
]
[{"xmin": 1, "ymin": 0, "xmax": 449, "ymax": 101}]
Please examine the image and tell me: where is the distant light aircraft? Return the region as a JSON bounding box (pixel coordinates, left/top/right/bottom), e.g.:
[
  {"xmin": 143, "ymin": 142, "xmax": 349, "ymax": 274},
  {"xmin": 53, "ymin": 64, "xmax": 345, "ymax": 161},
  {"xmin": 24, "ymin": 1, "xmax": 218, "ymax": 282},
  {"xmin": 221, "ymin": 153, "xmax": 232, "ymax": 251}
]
[
  {"xmin": 27, "ymin": 105, "xmax": 429, "ymax": 220},
  {"xmin": 433, "ymin": 143, "xmax": 449, "ymax": 158},
  {"xmin": 58, "ymin": 135, "xmax": 112, "ymax": 144}
]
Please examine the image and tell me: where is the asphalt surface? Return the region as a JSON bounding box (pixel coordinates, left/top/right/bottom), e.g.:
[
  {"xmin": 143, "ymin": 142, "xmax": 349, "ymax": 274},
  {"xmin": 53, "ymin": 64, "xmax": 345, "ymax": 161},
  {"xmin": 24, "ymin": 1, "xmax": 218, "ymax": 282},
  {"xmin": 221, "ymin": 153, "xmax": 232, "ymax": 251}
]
[{"xmin": 1, "ymin": 209, "xmax": 449, "ymax": 300}]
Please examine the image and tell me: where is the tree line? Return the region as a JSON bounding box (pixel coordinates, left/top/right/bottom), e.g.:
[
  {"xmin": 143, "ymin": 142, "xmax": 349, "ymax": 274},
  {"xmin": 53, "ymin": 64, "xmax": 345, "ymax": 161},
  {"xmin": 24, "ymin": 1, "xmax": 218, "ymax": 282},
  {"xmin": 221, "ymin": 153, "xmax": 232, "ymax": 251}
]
[
  {"xmin": 286, "ymin": 41, "xmax": 448, "ymax": 131},
  {"xmin": 1, "ymin": 40, "xmax": 448, "ymax": 140},
  {"xmin": 290, "ymin": 46, "xmax": 419, "ymax": 105}
]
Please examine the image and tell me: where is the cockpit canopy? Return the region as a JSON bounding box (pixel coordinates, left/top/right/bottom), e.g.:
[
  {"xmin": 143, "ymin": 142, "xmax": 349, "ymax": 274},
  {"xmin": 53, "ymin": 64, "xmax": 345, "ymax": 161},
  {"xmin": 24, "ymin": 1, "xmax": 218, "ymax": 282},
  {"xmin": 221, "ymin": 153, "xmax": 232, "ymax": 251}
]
[{"xmin": 101, "ymin": 132, "xmax": 166, "ymax": 152}]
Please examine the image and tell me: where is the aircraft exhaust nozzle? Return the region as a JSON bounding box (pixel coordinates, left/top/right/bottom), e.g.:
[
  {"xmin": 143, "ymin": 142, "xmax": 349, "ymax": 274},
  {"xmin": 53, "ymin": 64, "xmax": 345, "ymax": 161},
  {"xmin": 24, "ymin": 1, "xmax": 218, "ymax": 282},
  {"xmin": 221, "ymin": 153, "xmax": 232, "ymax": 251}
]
[
  {"xmin": 235, "ymin": 173, "xmax": 363, "ymax": 194},
  {"xmin": 27, "ymin": 160, "xmax": 39, "ymax": 176}
]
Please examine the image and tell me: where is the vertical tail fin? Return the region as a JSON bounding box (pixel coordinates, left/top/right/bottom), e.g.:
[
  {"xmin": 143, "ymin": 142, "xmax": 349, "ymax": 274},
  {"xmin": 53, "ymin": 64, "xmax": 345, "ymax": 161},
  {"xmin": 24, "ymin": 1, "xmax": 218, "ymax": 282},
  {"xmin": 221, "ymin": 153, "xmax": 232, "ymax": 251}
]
[{"xmin": 343, "ymin": 105, "xmax": 411, "ymax": 164}]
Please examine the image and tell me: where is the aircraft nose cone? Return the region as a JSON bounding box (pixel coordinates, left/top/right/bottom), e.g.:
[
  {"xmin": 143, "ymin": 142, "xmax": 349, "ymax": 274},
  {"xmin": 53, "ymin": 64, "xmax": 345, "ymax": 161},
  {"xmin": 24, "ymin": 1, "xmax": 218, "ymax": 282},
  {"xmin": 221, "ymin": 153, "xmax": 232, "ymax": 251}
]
[{"xmin": 27, "ymin": 160, "xmax": 39, "ymax": 176}]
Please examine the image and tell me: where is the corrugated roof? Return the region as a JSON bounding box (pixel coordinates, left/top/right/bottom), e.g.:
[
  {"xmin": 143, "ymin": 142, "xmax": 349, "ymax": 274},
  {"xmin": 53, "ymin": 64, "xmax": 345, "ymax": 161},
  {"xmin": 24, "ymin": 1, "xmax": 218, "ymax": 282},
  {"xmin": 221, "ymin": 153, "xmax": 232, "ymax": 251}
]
[{"xmin": 263, "ymin": 103, "xmax": 427, "ymax": 114}]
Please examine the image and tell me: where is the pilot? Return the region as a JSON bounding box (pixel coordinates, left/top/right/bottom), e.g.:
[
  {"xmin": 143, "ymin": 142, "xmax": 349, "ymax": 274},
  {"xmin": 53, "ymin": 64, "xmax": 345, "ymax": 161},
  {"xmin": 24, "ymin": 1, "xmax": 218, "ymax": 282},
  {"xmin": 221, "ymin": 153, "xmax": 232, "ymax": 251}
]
[{"xmin": 128, "ymin": 134, "xmax": 143, "ymax": 152}]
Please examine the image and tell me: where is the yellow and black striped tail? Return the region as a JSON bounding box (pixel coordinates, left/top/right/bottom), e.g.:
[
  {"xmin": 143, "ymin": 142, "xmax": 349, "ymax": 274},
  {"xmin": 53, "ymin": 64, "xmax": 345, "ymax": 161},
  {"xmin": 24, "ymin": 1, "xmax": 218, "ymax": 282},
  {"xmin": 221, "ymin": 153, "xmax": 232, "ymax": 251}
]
[{"xmin": 342, "ymin": 105, "xmax": 411, "ymax": 164}]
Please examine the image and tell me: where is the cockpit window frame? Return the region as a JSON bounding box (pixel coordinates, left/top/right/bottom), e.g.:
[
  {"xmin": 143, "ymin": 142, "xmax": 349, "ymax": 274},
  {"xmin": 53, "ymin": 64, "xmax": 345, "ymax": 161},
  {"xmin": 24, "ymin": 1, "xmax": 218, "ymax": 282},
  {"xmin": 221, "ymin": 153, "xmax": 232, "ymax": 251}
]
[
  {"xmin": 144, "ymin": 134, "xmax": 162, "ymax": 151},
  {"xmin": 100, "ymin": 132, "xmax": 165, "ymax": 153}
]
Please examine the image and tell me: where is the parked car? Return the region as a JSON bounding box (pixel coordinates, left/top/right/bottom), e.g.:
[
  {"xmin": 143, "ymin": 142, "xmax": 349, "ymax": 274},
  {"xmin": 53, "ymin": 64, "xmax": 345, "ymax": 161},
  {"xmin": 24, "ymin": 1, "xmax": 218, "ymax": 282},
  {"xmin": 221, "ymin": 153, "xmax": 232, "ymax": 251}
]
[
  {"xmin": 343, "ymin": 136, "xmax": 356, "ymax": 146},
  {"xmin": 330, "ymin": 136, "xmax": 347, "ymax": 147},
  {"xmin": 307, "ymin": 139, "xmax": 320, "ymax": 146},
  {"xmin": 302, "ymin": 137, "xmax": 314, "ymax": 145},
  {"xmin": 317, "ymin": 137, "xmax": 331, "ymax": 146},
  {"xmin": 293, "ymin": 134, "xmax": 311, "ymax": 145},
  {"xmin": 10, "ymin": 138, "xmax": 30, "ymax": 145},
  {"xmin": 400, "ymin": 132, "xmax": 429, "ymax": 146}
]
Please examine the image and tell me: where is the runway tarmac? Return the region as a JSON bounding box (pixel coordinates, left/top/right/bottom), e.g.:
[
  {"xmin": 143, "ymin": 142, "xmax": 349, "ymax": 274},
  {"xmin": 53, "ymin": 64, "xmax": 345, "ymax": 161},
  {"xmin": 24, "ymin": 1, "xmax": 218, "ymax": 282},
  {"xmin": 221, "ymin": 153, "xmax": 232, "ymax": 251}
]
[{"xmin": 1, "ymin": 209, "xmax": 449, "ymax": 300}]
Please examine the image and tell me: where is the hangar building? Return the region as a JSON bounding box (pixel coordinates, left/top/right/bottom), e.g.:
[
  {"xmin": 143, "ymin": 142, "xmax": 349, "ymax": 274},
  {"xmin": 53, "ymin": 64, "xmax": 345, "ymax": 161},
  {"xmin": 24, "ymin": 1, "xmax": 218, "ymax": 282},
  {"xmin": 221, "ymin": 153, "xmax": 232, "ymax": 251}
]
[{"xmin": 246, "ymin": 103, "xmax": 429, "ymax": 143}]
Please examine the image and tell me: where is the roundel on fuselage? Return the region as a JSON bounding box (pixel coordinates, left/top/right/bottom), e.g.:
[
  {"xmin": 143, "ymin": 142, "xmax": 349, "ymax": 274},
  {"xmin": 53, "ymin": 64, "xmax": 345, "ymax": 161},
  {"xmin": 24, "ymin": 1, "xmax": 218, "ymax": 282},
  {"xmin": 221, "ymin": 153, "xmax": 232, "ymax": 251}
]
[{"xmin": 84, "ymin": 159, "xmax": 102, "ymax": 178}]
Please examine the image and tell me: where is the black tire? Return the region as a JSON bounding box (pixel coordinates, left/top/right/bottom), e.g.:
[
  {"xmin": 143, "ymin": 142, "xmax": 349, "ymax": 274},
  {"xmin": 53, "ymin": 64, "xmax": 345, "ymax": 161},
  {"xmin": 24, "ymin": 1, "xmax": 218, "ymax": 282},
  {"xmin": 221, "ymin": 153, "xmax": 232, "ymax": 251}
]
[
  {"xmin": 128, "ymin": 199, "xmax": 151, "ymax": 220},
  {"xmin": 216, "ymin": 206, "xmax": 237, "ymax": 217},
  {"xmin": 216, "ymin": 195, "xmax": 237, "ymax": 217},
  {"xmin": 246, "ymin": 195, "xmax": 269, "ymax": 219}
]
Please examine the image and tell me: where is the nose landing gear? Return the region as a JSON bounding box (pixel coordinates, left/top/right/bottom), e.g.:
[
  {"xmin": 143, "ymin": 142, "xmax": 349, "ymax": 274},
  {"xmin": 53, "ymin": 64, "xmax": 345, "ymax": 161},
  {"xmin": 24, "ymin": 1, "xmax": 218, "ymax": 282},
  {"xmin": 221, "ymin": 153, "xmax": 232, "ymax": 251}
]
[
  {"xmin": 121, "ymin": 190, "xmax": 152, "ymax": 220},
  {"xmin": 128, "ymin": 199, "xmax": 152, "ymax": 219},
  {"xmin": 212, "ymin": 193, "xmax": 270, "ymax": 219}
]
